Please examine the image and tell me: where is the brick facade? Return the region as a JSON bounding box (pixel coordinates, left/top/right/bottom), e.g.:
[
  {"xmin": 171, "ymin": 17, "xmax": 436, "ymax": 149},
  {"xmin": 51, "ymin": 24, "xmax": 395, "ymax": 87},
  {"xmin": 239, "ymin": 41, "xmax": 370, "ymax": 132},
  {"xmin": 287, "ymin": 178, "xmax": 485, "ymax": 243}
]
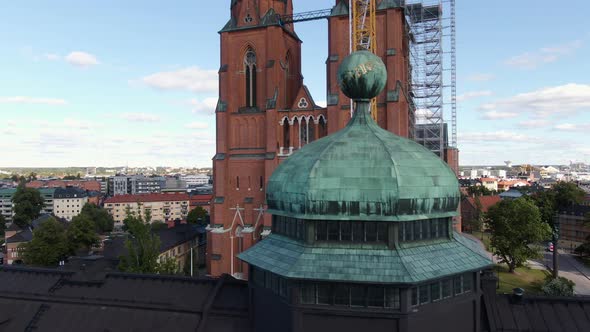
[{"xmin": 209, "ymin": 0, "xmax": 415, "ymax": 278}]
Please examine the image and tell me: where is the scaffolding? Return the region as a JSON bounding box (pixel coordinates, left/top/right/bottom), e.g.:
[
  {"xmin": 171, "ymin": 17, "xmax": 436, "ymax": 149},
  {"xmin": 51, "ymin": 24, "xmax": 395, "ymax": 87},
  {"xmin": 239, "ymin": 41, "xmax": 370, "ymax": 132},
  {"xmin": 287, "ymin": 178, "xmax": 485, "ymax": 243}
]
[{"xmin": 405, "ymin": 0, "xmax": 456, "ymax": 157}]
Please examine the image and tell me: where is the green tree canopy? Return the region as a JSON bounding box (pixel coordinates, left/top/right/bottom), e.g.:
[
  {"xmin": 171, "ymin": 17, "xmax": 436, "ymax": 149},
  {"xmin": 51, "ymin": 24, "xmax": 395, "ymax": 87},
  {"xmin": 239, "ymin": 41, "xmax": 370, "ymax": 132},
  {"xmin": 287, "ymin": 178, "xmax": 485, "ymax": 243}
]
[
  {"xmin": 187, "ymin": 207, "xmax": 208, "ymax": 225},
  {"xmin": 21, "ymin": 217, "xmax": 69, "ymax": 267},
  {"xmin": 487, "ymin": 198, "xmax": 551, "ymax": 273},
  {"xmin": 80, "ymin": 203, "xmax": 114, "ymax": 233},
  {"xmin": 542, "ymin": 276, "xmax": 575, "ymax": 296},
  {"xmin": 118, "ymin": 213, "xmax": 162, "ymax": 274},
  {"xmin": 67, "ymin": 214, "xmax": 99, "ymax": 253},
  {"xmin": 0, "ymin": 214, "xmax": 6, "ymax": 236},
  {"xmin": 531, "ymin": 182, "xmax": 586, "ymax": 226},
  {"xmin": 12, "ymin": 186, "xmax": 45, "ymax": 228},
  {"xmin": 467, "ymin": 185, "xmax": 494, "ymax": 197}
]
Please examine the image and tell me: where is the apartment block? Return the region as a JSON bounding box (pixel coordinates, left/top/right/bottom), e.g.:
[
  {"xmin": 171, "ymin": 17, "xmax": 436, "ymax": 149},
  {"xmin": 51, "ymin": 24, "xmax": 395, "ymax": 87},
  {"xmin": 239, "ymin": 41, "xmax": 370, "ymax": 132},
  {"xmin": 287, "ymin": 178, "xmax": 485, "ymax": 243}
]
[
  {"xmin": 53, "ymin": 187, "xmax": 88, "ymax": 221},
  {"xmin": 104, "ymin": 193, "xmax": 190, "ymax": 226}
]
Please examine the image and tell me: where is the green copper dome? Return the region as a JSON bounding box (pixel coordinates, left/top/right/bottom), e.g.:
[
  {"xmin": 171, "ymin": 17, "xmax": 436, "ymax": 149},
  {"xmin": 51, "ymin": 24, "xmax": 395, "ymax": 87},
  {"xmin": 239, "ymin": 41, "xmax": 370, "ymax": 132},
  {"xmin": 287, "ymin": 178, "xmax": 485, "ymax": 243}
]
[
  {"xmin": 267, "ymin": 51, "xmax": 459, "ymax": 221},
  {"xmin": 266, "ymin": 103, "xmax": 460, "ymax": 221}
]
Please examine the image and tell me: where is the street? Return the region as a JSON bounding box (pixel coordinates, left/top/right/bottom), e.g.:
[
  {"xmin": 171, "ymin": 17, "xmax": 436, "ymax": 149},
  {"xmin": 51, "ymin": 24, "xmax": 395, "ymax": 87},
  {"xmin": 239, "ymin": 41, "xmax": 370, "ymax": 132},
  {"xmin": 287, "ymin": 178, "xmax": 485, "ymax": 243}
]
[{"xmin": 535, "ymin": 250, "xmax": 590, "ymax": 295}]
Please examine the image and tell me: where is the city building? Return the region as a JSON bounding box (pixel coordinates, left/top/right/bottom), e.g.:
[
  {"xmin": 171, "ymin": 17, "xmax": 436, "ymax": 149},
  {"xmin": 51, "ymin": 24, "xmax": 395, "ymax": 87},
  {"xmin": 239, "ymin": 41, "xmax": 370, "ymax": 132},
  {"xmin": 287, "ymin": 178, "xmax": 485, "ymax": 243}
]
[
  {"xmin": 210, "ymin": 0, "xmax": 419, "ymax": 278},
  {"xmin": 557, "ymin": 204, "xmax": 590, "ymax": 251},
  {"xmin": 156, "ymin": 223, "xmax": 207, "ymax": 273},
  {"xmin": 460, "ymin": 196, "xmax": 501, "ymax": 233},
  {"xmin": 499, "ymin": 188, "xmax": 524, "ymax": 200},
  {"xmin": 0, "ymin": 188, "xmax": 55, "ymax": 223},
  {"xmin": 190, "ymin": 194, "xmax": 213, "ymax": 213},
  {"xmin": 129, "ymin": 175, "xmax": 165, "ymax": 195},
  {"xmin": 108, "ymin": 176, "xmax": 129, "ymax": 196},
  {"xmin": 497, "ymin": 179, "xmax": 529, "ymax": 191},
  {"xmin": 479, "ymin": 177, "xmax": 498, "ymax": 192},
  {"xmin": 53, "ymin": 187, "xmax": 88, "ymax": 221},
  {"xmin": 104, "ymin": 193, "xmax": 190, "ymax": 226},
  {"xmin": 181, "ymin": 174, "xmax": 210, "ymax": 187},
  {"xmin": 27, "ymin": 180, "xmax": 101, "ymax": 192},
  {"xmin": 4, "ymin": 214, "xmax": 59, "ymax": 265}
]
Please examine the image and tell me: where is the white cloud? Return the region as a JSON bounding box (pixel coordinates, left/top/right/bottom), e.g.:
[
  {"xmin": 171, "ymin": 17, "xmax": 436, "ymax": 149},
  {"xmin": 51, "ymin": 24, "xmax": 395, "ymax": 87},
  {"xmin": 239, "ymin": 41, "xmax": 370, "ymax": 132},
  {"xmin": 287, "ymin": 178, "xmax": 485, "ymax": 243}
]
[
  {"xmin": 63, "ymin": 118, "xmax": 93, "ymax": 130},
  {"xmin": 466, "ymin": 73, "xmax": 495, "ymax": 82},
  {"xmin": 141, "ymin": 66, "xmax": 218, "ymax": 93},
  {"xmin": 477, "ymin": 83, "xmax": 590, "ymax": 118},
  {"xmin": 554, "ymin": 123, "xmax": 590, "ymax": 132},
  {"xmin": 65, "ymin": 51, "xmax": 100, "ymax": 67},
  {"xmin": 481, "ymin": 111, "xmax": 519, "ymax": 120},
  {"xmin": 185, "ymin": 121, "xmax": 209, "ymax": 129},
  {"xmin": 189, "ymin": 97, "xmax": 218, "ymax": 113},
  {"xmin": 120, "ymin": 112, "xmax": 161, "ymax": 123},
  {"xmin": 459, "ymin": 131, "xmax": 535, "ymax": 143},
  {"xmin": 315, "ymin": 100, "xmax": 327, "ymax": 108},
  {"xmin": 505, "ymin": 40, "xmax": 582, "ymax": 69},
  {"xmin": 518, "ymin": 119, "xmax": 550, "ymax": 128},
  {"xmin": 457, "ymin": 90, "xmax": 492, "ymax": 102},
  {"xmin": 0, "ymin": 96, "xmax": 68, "ymax": 105}
]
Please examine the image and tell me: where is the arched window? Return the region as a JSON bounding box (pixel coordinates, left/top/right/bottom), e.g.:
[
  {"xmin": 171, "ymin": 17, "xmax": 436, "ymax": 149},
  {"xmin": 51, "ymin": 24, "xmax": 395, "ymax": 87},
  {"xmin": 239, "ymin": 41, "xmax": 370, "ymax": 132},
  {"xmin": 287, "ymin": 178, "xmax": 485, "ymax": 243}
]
[
  {"xmin": 299, "ymin": 117, "xmax": 308, "ymax": 147},
  {"xmin": 244, "ymin": 49, "xmax": 257, "ymax": 107}
]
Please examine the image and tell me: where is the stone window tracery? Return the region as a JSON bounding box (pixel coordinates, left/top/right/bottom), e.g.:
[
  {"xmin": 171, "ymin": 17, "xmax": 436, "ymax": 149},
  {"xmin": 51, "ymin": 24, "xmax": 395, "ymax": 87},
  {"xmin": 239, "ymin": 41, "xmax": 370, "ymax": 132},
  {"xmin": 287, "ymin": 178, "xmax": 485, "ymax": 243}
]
[{"xmin": 244, "ymin": 49, "xmax": 257, "ymax": 107}]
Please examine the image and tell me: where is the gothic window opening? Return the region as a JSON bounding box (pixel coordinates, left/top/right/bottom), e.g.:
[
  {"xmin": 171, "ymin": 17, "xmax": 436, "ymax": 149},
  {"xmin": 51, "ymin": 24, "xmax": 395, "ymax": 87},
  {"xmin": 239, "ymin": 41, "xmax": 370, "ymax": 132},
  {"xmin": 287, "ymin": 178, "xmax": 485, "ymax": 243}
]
[
  {"xmin": 319, "ymin": 116, "xmax": 327, "ymax": 138},
  {"xmin": 283, "ymin": 119, "xmax": 291, "ymax": 148},
  {"xmin": 308, "ymin": 119, "xmax": 315, "ymax": 143},
  {"xmin": 299, "ymin": 117, "xmax": 308, "ymax": 147},
  {"xmin": 244, "ymin": 49, "xmax": 257, "ymax": 107},
  {"xmin": 236, "ymin": 176, "xmax": 240, "ymax": 190}
]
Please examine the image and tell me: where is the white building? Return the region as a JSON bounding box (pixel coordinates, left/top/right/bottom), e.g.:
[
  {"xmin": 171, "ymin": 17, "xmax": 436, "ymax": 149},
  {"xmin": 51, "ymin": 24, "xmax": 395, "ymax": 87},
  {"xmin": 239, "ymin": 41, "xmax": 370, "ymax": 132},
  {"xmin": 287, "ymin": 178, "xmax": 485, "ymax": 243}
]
[
  {"xmin": 181, "ymin": 174, "xmax": 210, "ymax": 187},
  {"xmin": 53, "ymin": 187, "xmax": 88, "ymax": 221},
  {"xmin": 490, "ymin": 170, "xmax": 507, "ymax": 179}
]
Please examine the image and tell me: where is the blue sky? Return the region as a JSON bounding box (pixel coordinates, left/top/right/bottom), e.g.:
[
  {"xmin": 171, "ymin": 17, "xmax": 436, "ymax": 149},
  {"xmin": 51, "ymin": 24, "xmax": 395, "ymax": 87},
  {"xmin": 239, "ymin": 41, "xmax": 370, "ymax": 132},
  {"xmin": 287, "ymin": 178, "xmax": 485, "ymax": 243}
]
[{"xmin": 1, "ymin": 0, "xmax": 589, "ymax": 168}]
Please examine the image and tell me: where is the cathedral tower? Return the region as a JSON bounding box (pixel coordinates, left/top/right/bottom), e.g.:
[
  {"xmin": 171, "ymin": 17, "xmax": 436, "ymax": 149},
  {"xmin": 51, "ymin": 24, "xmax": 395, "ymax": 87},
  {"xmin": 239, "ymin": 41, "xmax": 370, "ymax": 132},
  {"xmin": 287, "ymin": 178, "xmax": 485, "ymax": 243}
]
[{"xmin": 209, "ymin": 0, "xmax": 327, "ymax": 278}]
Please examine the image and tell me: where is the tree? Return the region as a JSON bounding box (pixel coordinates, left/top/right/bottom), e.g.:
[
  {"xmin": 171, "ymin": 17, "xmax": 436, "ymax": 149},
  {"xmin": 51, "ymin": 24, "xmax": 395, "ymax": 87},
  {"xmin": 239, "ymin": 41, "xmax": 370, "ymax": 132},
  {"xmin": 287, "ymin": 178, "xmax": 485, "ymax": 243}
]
[
  {"xmin": 67, "ymin": 214, "xmax": 99, "ymax": 253},
  {"xmin": 187, "ymin": 207, "xmax": 208, "ymax": 225},
  {"xmin": 118, "ymin": 213, "xmax": 162, "ymax": 274},
  {"xmin": 531, "ymin": 182, "xmax": 586, "ymax": 226},
  {"xmin": 486, "ymin": 198, "xmax": 551, "ymax": 273},
  {"xmin": 0, "ymin": 214, "xmax": 6, "ymax": 236},
  {"xmin": 158, "ymin": 257, "xmax": 179, "ymax": 275},
  {"xmin": 542, "ymin": 276, "xmax": 575, "ymax": 296},
  {"xmin": 12, "ymin": 186, "xmax": 45, "ymax": 227},
  {"xmin": 467, "ymin": 185, "xmax": 493, "ymax": 197},
  {"xmin": 80, "ymin": 203, "xmax": 114, "ymax": 233},
  {"xmin": 21, "ymin": 217, "xmax": 69, "ymax": 267}
]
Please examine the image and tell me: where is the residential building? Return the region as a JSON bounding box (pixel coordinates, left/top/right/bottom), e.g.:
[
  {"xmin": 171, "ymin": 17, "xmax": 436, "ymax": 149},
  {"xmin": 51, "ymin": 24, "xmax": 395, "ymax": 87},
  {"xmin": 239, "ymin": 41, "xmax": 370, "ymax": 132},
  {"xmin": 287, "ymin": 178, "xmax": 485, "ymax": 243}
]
[
  {"xmin": 104, "ymin": 193, "xmax": 190, "ymax": 226},
  {"xmin": 557, "ymin": 204, "xmax": 590, "ymax": 250},
  {"xmin": 165, "ymin": 177, "xmax": 187, "ymax": 191},
  {"xmin": 461, "ymin": 196, "xmax": 501, "ymax": 232},
  {"xmin": 190, "ymin": 194, "xmax": 213, "ymax": 213},
  {"xmin": 108, "ymin": 176, "xmax": 129, "ymax": 196},
  {"xmin": 156, "ymin": 223, "xmax": 207, "ymax": 272},
  {"xmin": 497, "ymin": 179, "xmax": 529, "ymax": 191},
  {"xmin": 490, "ymin": 169, "xmax": 507, "ymax": 179},
  {"xmin": 0, "ymin": 188, "xmax": 55, "ymax": 223},
  {"xmin": 4, "ymin": 214, "xmax": 57, "ymax": 264},
  {"xmin": 479, "ymin": 177, "xmax": 498, "ymax": 192},
  {"xmin": 181, "ymin": 174, "xmax": 210, "ymax": 187},
  {"xmin": 129, "ymin": 175, "xmax": 165, "ymax": 194},
  {"xmin": 53, "ymin": 187, "xmax": 88, "ymax": 221},
  {"xmin": 499, "ymin": 188, "xmax": 524, "ymax": 200},
  {"xmin": 27, "ymin": 180, "xmax": 101, "ymax": 192}
]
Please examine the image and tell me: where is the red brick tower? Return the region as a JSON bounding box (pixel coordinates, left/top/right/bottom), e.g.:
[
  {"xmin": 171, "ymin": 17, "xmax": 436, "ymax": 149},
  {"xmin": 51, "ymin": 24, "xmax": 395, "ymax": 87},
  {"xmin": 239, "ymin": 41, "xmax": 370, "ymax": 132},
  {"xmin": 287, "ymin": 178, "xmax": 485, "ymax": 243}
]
[
  {"xmin": 209, "ymin": 0, "xmax": 328, "ymax": 278},
  {"xmin": 327, "ymin": 0, "xmax": 414, "ymax": 138},
  {"xmin": 210, "ymin": 1, "xmax": 416, "ymax": 278}
]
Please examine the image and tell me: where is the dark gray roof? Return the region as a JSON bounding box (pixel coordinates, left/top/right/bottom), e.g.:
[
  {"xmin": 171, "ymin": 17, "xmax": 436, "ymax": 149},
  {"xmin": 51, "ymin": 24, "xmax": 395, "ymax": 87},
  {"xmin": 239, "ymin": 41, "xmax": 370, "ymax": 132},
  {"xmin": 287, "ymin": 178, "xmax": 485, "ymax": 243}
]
[
  {"xmin": 54, "ymin": 186, "xmax": 87, "ymax": 199},
  {"xmin": 155, "ymin": 223, "xmax": 202, "ymax": 253},
  {"xmin": 6, "ymin": 228, "xmax": 32, "ymax": 243},
  {"xmin": 483, "ymin": 292, "xmax": 590, "ymax": 332},
  {"xmin": 0, "ymin": 266, "xmax": 250, "ymax": 332}
]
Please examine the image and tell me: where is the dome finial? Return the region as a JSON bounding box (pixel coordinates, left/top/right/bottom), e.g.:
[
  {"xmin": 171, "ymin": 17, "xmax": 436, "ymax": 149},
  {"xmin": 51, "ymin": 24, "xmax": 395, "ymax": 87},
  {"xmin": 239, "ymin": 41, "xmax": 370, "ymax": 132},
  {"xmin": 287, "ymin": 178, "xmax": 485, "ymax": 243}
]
[{"xmin": 337, "ymin": 50, "xmax": 387, "ymax": 101}]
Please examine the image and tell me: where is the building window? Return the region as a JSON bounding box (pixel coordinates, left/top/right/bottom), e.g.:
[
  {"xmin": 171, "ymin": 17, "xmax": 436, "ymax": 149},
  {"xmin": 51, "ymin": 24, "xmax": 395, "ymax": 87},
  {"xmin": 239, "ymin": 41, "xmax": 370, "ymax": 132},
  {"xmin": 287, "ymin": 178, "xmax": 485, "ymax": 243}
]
[
  {"xmin": 244, "ymin": 49, "xmax": 257, "ymax": 107},
  {"xmin": 299, "ymin": 283, "xmax": 400, "ymax": 310},
  {"xmin": 401, "ymin": 218, "xmax": 449, "ymax": 242},
  {"xmin": 411, "ymin": 273, "xmax": 473, "ymax": 307},
  {"xmin": 315, "ymin": 221, "xmax": 388, "ymax": 244}
]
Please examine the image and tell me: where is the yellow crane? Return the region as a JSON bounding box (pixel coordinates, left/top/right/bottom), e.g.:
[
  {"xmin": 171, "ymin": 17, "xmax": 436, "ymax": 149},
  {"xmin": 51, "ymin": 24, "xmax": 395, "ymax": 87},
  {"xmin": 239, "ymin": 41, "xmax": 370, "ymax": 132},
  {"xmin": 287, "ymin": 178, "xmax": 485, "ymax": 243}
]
[{"xmin": 351, "ymin": 0, "xmax": 378, "ymax": 120}]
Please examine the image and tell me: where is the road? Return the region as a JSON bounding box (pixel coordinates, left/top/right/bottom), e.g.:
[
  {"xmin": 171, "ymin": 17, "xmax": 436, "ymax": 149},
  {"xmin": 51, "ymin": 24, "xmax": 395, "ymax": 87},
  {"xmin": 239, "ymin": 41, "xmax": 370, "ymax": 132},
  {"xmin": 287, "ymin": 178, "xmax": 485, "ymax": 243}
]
[{"xmin": 535, "ymin": 250, "xmax": 590, "ymax": 295}]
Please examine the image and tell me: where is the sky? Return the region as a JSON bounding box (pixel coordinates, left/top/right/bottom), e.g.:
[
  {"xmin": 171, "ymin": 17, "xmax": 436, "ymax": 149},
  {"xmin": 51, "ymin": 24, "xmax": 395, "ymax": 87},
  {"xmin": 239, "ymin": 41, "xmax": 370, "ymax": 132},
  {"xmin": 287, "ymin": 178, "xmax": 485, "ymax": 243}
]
[{"xmin": 1, "ymin": 0, "xmax": 589, "ymax": 168}]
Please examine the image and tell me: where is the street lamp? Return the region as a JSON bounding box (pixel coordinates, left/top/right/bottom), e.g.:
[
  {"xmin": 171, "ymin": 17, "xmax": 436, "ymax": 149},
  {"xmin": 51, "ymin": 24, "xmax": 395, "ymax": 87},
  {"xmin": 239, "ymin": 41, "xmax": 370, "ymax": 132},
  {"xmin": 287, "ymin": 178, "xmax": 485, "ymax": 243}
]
[{"xmin": 552, "ymin": 214, "xmax": 560, "ymax": 279}]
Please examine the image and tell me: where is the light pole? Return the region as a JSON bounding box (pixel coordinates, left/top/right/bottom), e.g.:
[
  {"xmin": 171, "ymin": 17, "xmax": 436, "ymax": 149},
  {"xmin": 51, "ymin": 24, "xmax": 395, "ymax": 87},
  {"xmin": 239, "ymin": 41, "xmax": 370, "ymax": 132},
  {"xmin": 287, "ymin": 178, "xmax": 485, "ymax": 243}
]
[{"xmin": 552, "ymin": 214, "xmax": 560, "ymax": 279}]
